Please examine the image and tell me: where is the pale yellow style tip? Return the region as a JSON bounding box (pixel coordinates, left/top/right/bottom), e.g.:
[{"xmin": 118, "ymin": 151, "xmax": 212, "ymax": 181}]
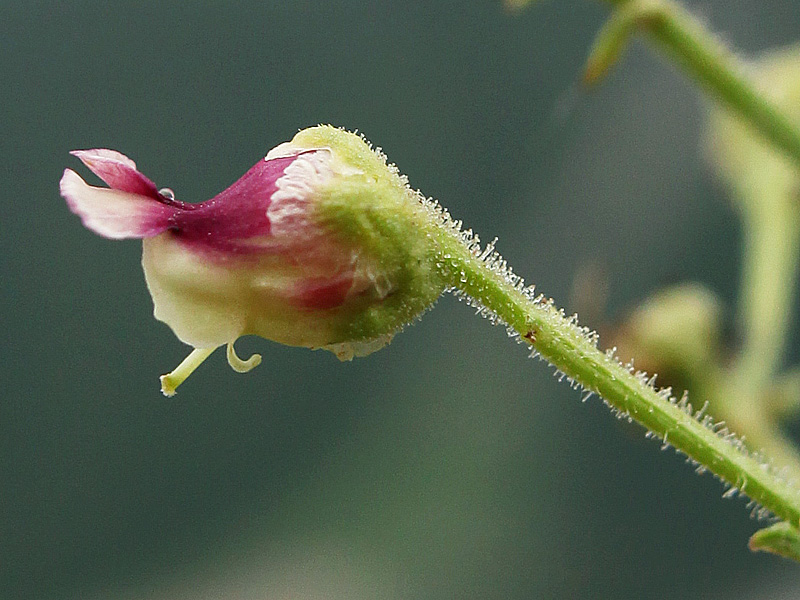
[{"xmin": 159, "ymin": 342, "xmax": 263, "ymax": 396}]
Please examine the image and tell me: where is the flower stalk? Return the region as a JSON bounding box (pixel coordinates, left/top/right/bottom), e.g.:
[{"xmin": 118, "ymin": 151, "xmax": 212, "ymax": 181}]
[{"xmin": 427, "ymin": 220, "xmax": 800, "ymax": 528}]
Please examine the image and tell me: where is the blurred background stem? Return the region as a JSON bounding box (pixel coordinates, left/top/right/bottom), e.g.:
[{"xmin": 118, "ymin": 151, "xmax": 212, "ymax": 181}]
[
  {"xmin": 590, "ymin": 0, "xmax": 800, "ymax": 169},
  {"xmin": 733, "ymin": 206, "xmax": 800, "ymax": 395},
  {"xmin": 715, "ymin": 182, "xmax": 800, "ymax": 478}
]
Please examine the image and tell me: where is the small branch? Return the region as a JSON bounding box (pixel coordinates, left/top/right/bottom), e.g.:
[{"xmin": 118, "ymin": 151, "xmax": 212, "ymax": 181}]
[
  {"xmin": 750, "ymin": 522, "xmax": 800, "ymax": 561},
  {"xmin": 584, "ymin": 0, "xmax": 655, "ymax": 87}
]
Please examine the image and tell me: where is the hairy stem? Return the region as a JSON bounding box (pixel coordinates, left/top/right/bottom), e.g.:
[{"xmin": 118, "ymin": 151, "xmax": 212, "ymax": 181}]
[
  {"xmin": 431, "ymin": 224, "xmax": 800, "ymax": 527},
  {"xmin": 598, "ymin": 0, "xmax": 800, "ymax": 169}
]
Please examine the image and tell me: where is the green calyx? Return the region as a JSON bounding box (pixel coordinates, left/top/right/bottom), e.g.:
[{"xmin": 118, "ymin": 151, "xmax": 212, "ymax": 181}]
[{"xmin": 291, "ymin": 126, "xmax": 449, "ymax": 346}]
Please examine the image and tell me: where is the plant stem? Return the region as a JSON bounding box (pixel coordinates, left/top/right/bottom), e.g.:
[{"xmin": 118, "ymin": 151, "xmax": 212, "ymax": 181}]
[
  {"xmin": 733, "ymin": 206, "xmax": 800, "ymax": 397},
  {"xmin": 599, "ymin": 0, "xmax": 800, "ymax": 170},
  {"xmin": 698, "ymin": 44, "xmax": 800, "ymax": 475},
  {"xmin": 432, "ymin": 225, "xmax": 800, "ymax": 527},
  {"xmin": 720, "ymin": 191, "xmax": 800, "ymax": 477}
]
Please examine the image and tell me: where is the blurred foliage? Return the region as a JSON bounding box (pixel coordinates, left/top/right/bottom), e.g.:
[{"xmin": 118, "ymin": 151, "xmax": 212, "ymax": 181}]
[
  {"xmin": 614, "ymin": 43, "xmax": 800, "ymax": 561},
  {"xmin": 616, "ymin": 47, "xmax": 800, "ymax": 477}
]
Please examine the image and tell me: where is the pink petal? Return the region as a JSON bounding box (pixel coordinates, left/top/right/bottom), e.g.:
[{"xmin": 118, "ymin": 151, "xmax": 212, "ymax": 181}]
[
  {"xmin": 60, "ymin": 169, "xmax": 176, "ymax": 239},
  {"xmin": 70, "ymin": 149, "xmax": 165, "ymax": 201}
]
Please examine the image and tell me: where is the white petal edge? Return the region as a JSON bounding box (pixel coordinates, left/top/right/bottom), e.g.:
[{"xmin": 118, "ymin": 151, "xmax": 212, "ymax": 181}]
[{"xmin": 71, "ymin": 148, "xmax": 138, "ymax": 169}]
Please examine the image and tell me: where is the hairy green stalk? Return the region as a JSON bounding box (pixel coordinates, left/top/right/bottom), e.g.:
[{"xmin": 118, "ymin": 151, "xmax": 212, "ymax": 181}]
[{"xmin": 424, "ymin": 216, "xmax": 800, "ymax": 528}]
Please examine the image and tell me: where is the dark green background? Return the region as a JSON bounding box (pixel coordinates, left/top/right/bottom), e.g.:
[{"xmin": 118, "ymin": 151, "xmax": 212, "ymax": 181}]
[{"xmin": 4, "ymin": 1, "xmax": 800, "ymax": 598}]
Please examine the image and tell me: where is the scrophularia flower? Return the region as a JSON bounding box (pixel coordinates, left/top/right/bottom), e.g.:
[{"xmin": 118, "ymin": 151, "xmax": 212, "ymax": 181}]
[{"xmin": 61, "ymin": 126, "xmax": 447, "ymax": 395}]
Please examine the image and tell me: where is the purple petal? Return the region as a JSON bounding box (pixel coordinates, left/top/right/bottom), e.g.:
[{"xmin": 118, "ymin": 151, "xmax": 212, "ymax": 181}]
[
  {"xmin": 70, "ymin": 149, "xmax": 165, "ymax": 201},
  {"xmin": 169, "ymin": 153, "xmax": 303, "ymax": 252},
  {"xmin": 60, "ymin": 169, "xmax": 177, "ymax": 239}
]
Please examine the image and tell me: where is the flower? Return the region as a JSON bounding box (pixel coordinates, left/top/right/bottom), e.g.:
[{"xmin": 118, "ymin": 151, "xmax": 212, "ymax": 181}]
[{"xmin": 61, "ymin": 126, "xmax": 446, "ymax": 395}]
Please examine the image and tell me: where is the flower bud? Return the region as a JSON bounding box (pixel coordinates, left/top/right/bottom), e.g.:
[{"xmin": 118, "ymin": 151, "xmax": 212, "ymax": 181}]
[
  {"xmin": 60, "ymin": 126, "xmax": 447, "ymax": 394},
  {"xmin": 613, "ymin": 283, "xmax": 722, "ymax": 388}
]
